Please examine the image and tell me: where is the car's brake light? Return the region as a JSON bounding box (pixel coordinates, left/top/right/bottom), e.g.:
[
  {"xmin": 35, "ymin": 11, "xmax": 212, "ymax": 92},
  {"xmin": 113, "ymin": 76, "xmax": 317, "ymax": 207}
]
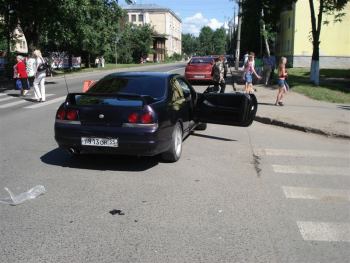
[
  {"xmin": 56, "ymin": 108, "xmax": 65, "ymax": 120},
  {"xmin": 128, "ymin": 113, "xmax": 139, "ymax": 123},
  {"xmin": 66, "ymin": 109, "xmax": 79, "ymax": 121},
  {"xmin": 141, "ymin": 112, "xmax": 153, "ymax": 124},
  {"xmin": 124, "ymin": 108, "xmax": 157, "ymax": 129},
  {"xmin": 55, "ymin": 107, "xmax": 80, "ymax": 124}
]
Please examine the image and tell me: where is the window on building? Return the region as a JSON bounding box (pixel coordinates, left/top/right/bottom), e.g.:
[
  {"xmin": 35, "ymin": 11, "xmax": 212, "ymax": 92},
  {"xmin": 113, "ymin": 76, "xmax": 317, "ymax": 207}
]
[
  {"xmin": 131, "ymin": 14, "xmax": 136, "ymax": 22},
  {"xmin": 138, "ymin": 14, "xmax": 143, "ymax": 22}
]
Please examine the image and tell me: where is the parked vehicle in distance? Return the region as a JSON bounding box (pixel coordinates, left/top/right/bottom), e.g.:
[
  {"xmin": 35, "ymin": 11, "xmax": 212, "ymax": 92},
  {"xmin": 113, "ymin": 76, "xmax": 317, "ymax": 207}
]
[
  {"xmin": 185, "ymin": 56, "xmax": 215, "ymax": 84},
  {"xmin": 54, "ymin": 72, "xmax": 257, "ymax": 162}
]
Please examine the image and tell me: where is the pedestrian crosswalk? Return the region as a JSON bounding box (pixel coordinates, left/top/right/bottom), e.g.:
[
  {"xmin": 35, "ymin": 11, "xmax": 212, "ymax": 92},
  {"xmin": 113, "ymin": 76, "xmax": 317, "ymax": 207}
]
[
  {"xmin": 0, "ymin": 92, "xmax": 62, "ymax": 109},
  {"xmin": 259, "ymin": 147, "xmax": 350, "ymax": 243}
]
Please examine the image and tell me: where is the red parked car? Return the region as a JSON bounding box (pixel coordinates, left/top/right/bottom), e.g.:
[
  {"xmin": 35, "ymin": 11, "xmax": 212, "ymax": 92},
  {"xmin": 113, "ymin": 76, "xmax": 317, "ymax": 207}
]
[{"xmin": 185, "ymin": 56, "xmax": 215, "ymax": 84}]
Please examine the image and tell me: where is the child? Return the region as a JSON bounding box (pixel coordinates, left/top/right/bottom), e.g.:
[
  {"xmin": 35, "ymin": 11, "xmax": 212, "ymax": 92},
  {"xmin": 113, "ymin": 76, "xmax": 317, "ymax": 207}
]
[
  {"xmin": 275, "ymin": 57, "xmax": 289, "ymax": 106},
  {"xmin": 243, "ymin": 55, "xmax": 261, "ymax": 93}
]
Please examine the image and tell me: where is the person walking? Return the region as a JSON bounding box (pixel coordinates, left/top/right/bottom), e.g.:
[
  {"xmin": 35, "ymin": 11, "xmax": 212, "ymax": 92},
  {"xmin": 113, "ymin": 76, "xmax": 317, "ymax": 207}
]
[
  {"xmin": 275, "ymin": 57, "xmax": 289, "ymax": 106},
  {"xmin": 26, "ymin": 54, "xmax": 36, "ymax": 88},
  {"xmin": 14, "ymin": 55, "xmax": 29, "ymax": 96},
  {"xmin": 262, "ymin": 53, "xmax": 273, "ymax": 86},
  {"xmin": 243, "ymin": 55, "xmax": 261, "ymax": 94},
  {"xmin": 212, "ymin": 56, "xmax": 226, "ymax": 93},
  {"xmin": 33, "ymin": 50, "xmax": 46, "ymax": 102},
  {"xmin": 100, "ymin": 56, "xmax": 105, "ymax": 68},
  {"xmin": 242, "ymin": 51, "xmax": 249, "ymax": 69}
]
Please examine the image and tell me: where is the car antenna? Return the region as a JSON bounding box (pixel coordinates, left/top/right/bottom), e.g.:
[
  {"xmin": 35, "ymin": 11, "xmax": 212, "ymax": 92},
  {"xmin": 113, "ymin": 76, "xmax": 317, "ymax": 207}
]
[{"xmin": 63, "ymin": 74, "xmax": 70, "ymax": 94}]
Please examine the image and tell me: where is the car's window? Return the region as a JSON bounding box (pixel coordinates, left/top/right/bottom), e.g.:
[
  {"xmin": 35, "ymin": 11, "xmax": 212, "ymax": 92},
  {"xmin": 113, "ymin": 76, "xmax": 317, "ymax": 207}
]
[
  {"xmin": 170, "ymin": 78, "xmax": 184, "ymax": 102},
  {"xmin": 176, "ymin": 78, "xmax": 191, "ymax": 96},
  {"xmin": 88, "ymin": 76, "xmax": 167, "ymax": 99},
  {"xmin": 190, "ymin": 57, "xmax": 213, "ymax": 64}
]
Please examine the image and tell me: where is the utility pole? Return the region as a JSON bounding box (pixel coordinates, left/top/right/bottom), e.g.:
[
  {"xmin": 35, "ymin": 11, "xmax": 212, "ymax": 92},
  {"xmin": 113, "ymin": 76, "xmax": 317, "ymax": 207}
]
[{"xmin": 235, "ymin": 0, "xmax": 242, "ymax": 70}]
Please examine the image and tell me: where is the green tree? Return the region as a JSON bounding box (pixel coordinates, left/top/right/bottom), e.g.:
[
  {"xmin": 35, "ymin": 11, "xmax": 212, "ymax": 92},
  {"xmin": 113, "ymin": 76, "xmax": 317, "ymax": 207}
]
[
  {"xmin": 198, "ymin": 26, "xmax": 214, "ymax": 55},
  {"xmin": 182, "ymin": 33, "xmax": 199, "ymax": 57},
  {"xmin": 130, "ymin": 24, "xmax": 154, "ymax": 63},
  {"xmin": 241, "ymin": 0, "xmax": 296, "ymax": 56},
  {"xmin": 212, "ymin": 28, "xmax": 226, "ymax": 54}
]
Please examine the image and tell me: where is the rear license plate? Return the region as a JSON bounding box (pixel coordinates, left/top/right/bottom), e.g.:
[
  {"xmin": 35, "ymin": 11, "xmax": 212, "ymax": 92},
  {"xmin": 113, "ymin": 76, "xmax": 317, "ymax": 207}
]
[
  {"xmin": 194, "ymin": 75, "xmax": 205, "ymax": 79},
  {"xmin": 81, "ymin": 137, "xmax": 119, "ymax": 147}
]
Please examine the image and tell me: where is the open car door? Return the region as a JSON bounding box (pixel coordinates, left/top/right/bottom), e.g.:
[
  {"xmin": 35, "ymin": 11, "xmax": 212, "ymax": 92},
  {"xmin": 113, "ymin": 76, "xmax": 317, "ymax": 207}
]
[{"xmin": 194, "ymin": 93, "xmax": 257, "ymax": 127}]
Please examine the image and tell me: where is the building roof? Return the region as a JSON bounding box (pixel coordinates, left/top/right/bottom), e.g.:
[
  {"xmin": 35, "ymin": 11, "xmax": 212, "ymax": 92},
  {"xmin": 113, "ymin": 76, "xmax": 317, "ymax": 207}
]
[{"xmin": 123, "ymin": 4, "xmax": 182, "ymax": 22}]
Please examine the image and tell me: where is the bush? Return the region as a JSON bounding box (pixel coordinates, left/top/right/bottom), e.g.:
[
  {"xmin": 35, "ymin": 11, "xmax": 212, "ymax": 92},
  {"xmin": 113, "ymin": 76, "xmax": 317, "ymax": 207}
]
[{"xmin": 165, "ymin": 52, "xmax": 183, "ymax": 62}]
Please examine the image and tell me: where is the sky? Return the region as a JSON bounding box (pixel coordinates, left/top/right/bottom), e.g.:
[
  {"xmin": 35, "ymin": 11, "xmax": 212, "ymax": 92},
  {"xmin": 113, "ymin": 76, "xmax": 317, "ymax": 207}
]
[{"xmin": 121, "ymin": 0, "xmax": 238, "ymax": 36}]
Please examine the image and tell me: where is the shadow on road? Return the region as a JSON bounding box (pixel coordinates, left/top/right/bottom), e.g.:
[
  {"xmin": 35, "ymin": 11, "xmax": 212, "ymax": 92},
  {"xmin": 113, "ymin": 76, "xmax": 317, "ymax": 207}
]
[
  {"xmin": 191, "ymin": 132, "xmax": 237, "ymax": 142},
  {"xmin": 41, "ymin": 148, "xmax": 159, "ymax": 171},
  {"xmin": 338, "ymin": 105, "xmax": 350, "ymax": 111}
]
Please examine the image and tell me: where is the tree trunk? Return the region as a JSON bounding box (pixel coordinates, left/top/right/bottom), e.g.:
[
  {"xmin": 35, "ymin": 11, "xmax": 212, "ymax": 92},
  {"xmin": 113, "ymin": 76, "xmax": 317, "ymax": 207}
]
[
  {"xmin": 261, "ymin": 9, "xmax": 270, "ymax": 56},
  {"xmin": 308, "ymin": 0, "xmax": 323, "ymax": 86}
]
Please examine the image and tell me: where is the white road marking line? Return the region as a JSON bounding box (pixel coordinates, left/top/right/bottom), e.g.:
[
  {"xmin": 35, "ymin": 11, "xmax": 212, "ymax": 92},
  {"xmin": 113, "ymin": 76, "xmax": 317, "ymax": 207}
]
[
  {"xmin": 297, "ymin": 221, "xmax": 350, "ymax": 242},
  {"xmin": 0, "ymin": 99, "xmax": 28, "ymax": 108},
  {"xmin": 282, "ymin": 186, "xmax": 350, "ymax": 202},
  {"xmin": 167, "ymin": 67, "xmax": 186, "ymax": 73},
  {"xmin": 0, "ymin": 96, "xmax": 16, "ymax": 102},
  {"xmin": 0, "ymin": 93, "xmax": 8, "ymax": 96},
  {"xmin": 24, "ymin": 96, "xmax": 66, "ymax": 109},
  {"xmin": 0, "ymin": 94, "xmax": 55, "ymax": 109},
  {"xmin": 272, "ymin": 164, "xmax": 350, "ymax": 176},
  {"xmin": 259, "ymin": 148, "xmax": 349, "ymax": 159}
]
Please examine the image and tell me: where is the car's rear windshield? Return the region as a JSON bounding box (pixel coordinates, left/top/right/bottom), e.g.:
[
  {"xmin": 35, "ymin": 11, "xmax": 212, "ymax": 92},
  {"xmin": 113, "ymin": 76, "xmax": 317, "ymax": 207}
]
[
  {"xmin": 87, "ymin": 75, "xmax": 167, "ymax": 99},
  {"xmin": 190, "ymin": 57, "xmax": 213, "ymax": 64}
]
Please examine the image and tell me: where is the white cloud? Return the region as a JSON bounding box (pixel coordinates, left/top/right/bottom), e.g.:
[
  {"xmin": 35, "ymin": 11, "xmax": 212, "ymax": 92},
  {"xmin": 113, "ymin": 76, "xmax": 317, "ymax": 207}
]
[{"xmin": 183, "ymin": 13, "xmax": 225, "ymax": 36}]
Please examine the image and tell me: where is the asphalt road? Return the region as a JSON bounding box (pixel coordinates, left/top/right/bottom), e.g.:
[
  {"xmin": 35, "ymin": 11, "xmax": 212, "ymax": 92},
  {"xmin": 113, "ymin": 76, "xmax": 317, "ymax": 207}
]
[{"xmin": 0, "ymin": 63, "xmax": 349, "ymax": 263}]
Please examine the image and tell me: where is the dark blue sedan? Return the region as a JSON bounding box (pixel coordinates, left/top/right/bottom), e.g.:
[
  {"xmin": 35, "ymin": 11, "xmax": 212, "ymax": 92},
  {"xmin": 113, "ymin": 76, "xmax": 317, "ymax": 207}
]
[{"xmin": 54, "ymin": 72, "xmax": 257, "ymax": 162}]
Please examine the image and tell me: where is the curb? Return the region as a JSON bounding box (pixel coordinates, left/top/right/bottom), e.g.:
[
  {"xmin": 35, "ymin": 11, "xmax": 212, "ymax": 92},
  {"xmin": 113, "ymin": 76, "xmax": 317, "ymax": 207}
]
[{"xmin": 255, "ymin": 115, "xmax": 350, "ymax": 140}]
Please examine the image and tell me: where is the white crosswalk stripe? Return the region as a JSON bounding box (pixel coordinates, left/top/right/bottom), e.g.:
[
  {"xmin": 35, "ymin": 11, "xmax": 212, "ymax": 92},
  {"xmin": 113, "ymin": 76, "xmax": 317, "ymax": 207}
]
[
  {"xmin": 0, "ymin": 96, "xmax": 16, "ymax": 102},
  {"xmin": 0, "ymin": 94, "xmax": 55, "ymax": 109},
  {"xmin": 282, "ymin": 186, "xmax": 350, "ymax": 202},
  {"xmin": 263, "ymin": 147, "xmax": 350, "ymax": 244},
  {"xmin": 297, "ymin": 221, "xmax": 350, "ymax": 242},
  {"xmin": 24, "ymin": 96, "xmax": 66, "ymax": 109},
  {"xmin": 258, "ymin": 148, "xmax": 349, "ymax": 159},
  {"xmin": 272, "ymin": 164, "xmax": 350, "ymax": 176}
]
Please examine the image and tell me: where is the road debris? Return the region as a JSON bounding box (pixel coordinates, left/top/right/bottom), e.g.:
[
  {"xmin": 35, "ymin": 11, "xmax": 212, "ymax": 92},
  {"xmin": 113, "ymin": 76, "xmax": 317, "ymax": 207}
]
[{"xmin": 0, "ymin": 185, "xmax": 46, "ymax": 206}]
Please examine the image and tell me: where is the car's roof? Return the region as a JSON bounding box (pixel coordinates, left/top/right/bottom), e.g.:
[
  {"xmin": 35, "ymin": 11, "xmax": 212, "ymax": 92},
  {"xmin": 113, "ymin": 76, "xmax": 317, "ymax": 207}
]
[{"xmin": 105, "ymin": 71, "xmax": 177, "ymax": 79}]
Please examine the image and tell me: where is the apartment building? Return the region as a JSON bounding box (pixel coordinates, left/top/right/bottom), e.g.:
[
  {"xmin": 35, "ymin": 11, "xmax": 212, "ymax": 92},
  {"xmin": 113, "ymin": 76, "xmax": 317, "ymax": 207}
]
[
  {"xmin": 276, "ymin": 0, "xmax": 350, "ymax": 68},
  {"xmin": 124, "ymin": 4, "xmax": 182, "ymax": 62}
]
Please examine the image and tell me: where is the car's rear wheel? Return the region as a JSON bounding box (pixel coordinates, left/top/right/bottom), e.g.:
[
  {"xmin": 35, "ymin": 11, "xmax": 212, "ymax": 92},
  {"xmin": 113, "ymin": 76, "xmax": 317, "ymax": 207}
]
[{"xmin": 161, "ymin": 122, "xmax": 182, "ymax": 162}]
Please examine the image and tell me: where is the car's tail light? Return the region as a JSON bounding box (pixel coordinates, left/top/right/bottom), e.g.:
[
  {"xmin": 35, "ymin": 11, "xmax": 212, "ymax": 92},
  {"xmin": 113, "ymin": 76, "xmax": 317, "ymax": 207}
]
[
  {"xmin": 56, "ymin": 108, "xmax": 66, "ymax": 120},
  {"xmin": 55, "ymin": 106, "xmax": 80, "ymax": 124},
  {"xmin": 128, "ymin": 112, "xmax": 139, "ymax": 123},
  {"xmin": 141, "ymin": 112, "xmax": 153, "ymax": 124},
  {"xmin": 123, "ymin": 108, "xmax": 157, "ymax": 129},
  {"xmin": 66, "ymin": 109, "xmax": 79, "ymax": 121}
]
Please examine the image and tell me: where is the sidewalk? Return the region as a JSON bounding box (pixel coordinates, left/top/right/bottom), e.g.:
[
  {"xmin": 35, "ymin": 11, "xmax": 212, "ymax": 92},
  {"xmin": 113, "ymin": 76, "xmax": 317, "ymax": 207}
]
[{"xmin": 230, "ymin": 69, "xmax": 350, "ymax": 140}]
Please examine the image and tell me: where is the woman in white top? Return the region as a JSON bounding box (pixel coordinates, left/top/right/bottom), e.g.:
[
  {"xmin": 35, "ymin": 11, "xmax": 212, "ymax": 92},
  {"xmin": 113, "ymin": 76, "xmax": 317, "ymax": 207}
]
[
  {"xmin": 26, "ymin": 54, "xmax": 36, "ymax": 88},
  {"xmin": 33, "ymin": 49, "xmax": 46, "ymax": 102}
]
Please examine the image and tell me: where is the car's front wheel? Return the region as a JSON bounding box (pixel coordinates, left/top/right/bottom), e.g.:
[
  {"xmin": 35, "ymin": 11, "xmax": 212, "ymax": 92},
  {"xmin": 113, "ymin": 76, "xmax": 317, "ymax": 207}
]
[{"xmin": 161, "ymin": 122, "xmax": 183, "ymax": 162}]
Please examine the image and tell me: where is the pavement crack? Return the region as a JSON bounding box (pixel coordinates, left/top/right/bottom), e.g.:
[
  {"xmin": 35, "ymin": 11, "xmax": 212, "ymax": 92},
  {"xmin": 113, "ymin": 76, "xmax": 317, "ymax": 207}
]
[{"xmin": 253, "ymin": 154, "xmax": 262, "ymax": 177}]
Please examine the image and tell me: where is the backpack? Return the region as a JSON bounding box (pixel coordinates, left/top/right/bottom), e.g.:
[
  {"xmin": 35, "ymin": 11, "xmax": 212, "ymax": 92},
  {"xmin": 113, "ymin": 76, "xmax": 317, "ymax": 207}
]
[{"xmin": 37, "ymin": 58, "xmax": 49, "ymax": 72}]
